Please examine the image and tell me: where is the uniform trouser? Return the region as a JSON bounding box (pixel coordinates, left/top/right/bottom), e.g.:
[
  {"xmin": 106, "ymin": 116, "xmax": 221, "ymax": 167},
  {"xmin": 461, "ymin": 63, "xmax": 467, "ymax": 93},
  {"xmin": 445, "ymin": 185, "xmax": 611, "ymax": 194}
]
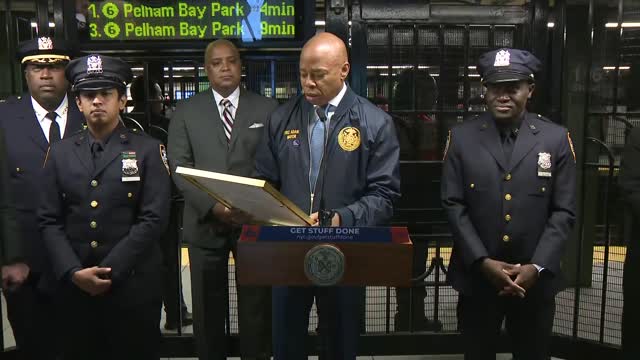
[
  {"xmin": 622, "ymin": 251, "xmax": 639, "ymax": 359},
  {"xmin": 189, "ymin": 245, "xmax": 272, "ymax": 360},
  {"xmin": 162, "ymin": 198, "xmax": 187, "ymax": 322},
  {"xmin": 458, "ymin": 286, "xmax": 555, "ymax": 360},
  {"xmin": 272, "ymin": 286, "xmax": 363, "ymax": 360},
  {"xmin": 57, "ymin": 293, "xmax": 161, "ymax": 360},
  {"xmin": 4, "ymin": 272, "xmax": 58, "ymax": 360}
]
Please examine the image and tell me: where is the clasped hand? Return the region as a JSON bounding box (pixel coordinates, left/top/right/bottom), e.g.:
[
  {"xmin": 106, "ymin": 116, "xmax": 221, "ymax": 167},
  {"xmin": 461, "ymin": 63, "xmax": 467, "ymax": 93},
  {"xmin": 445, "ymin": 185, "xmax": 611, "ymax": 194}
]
[{"xmin": 480, "ymin": 258, "xmax": 539, "ymax": 298}]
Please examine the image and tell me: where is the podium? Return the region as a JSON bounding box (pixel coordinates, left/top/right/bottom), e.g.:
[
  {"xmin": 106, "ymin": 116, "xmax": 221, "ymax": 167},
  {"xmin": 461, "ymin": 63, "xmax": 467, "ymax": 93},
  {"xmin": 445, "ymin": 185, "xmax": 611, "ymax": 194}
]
[
  {"xmin": 236, "ymin": 225, "xmax": 412, "ymax": 359},
  {"xmin": 236, "ymin": 225, "xmax": 413, "ymax": 287}
]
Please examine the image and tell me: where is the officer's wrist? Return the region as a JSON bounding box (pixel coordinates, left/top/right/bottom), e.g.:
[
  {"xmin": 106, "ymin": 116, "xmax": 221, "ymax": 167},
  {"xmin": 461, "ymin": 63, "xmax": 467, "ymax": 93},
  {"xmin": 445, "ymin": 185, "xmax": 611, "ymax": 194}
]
[{"xmin": 532, "ymin": 264, "xmax": 544, "ymax": 276}]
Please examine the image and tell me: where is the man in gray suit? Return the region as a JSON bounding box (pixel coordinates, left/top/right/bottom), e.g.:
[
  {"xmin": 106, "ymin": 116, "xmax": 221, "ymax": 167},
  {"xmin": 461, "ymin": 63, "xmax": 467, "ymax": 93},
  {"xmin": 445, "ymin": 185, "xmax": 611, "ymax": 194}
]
[{"xmin": 168, "ymin": 39, "xmax": 278, "ymax": 360}]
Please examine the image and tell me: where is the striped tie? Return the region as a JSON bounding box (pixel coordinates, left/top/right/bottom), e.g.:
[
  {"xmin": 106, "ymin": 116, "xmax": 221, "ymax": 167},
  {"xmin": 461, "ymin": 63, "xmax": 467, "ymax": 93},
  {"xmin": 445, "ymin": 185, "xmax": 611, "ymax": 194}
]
[{"xmin": 220, "ymin": 99, "xmax": 234, "ymax": 143}]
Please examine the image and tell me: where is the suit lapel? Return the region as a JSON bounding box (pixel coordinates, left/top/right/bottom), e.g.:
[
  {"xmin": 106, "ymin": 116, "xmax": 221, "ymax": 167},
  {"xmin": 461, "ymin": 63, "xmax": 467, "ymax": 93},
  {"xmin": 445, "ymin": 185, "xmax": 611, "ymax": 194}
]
[
  {"xmin": 228, "ymin": 90, "xmax": 249, "ymax": 151},
  {"xmin": 93, "ymin": 126, "xmax": 129, "ymax": 177},
  {"xmin": 18, "ymin": 96, "xmax": 49, "ymax": 152},
  {"xmin": 478, "ymin": 116, "xmax": 508, "ymax": 171},
  {"xmin": 508, "ymin": 114, "xmax": 540, "ymax": 171},
  {"xmin": 72, "ymin": 131, "xmax": 93, "ymax": 174},
  {"xmin": 204, "ymin": 89, "xmax": 229, "ymax": 149}
]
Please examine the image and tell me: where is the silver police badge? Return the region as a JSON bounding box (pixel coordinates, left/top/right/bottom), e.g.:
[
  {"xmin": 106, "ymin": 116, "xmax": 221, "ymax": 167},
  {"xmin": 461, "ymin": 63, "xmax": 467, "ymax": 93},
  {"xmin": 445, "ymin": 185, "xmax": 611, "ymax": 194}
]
[
  {"xmin": 537, "ymin": 152, "xmax": 552, "ymax": 177},
  {"xmin": 86, "ymin": 55, "xmax": 103, "ymax": 74},
  {"xmin": 304, "ymin": 244, "xmax": 345, "ymax": 286},
  {"xmin": 121, "ymin": 152, "xmax": 140, "ymax": 182},
  {"xmin": 38, "ymin": 37, "xmax": 53, "ymax": 50},
  {"xmin": 494, "ymin": 49, "xmax": 511, "ymax": 67},
  {"xmin": 122, "ymin": 159, "xmax": 138, "ymax": 176}
]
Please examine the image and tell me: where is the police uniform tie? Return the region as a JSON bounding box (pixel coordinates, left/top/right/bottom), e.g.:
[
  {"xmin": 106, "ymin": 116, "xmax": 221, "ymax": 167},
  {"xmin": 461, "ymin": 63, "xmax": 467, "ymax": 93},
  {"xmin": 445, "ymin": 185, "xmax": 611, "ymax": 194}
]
[
  {"xmin": 309, "ymin": 104, "xmax": 332, "ymax": 192},
  {"xmin": 91, "ymin": 141, "xmax": 104, "ymax": 169},
  {"xmin": 47, "ymin": 112, "xmax": 61, "ymax": 144},
  {"xmin": 220, "ymin": 98, "xmax": 234, "ymax": 143},
  {"xmin": 501, "ymin": 128, "xmax": 517, "ymax": 164}
]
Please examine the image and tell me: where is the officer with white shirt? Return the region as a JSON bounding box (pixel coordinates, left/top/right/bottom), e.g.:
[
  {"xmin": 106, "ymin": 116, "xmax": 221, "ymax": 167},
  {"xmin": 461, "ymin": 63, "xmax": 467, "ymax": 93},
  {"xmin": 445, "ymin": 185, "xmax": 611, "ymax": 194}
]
[{"xmin": 0, "ymin": 36, "xmax": 84, "ymax": 360}]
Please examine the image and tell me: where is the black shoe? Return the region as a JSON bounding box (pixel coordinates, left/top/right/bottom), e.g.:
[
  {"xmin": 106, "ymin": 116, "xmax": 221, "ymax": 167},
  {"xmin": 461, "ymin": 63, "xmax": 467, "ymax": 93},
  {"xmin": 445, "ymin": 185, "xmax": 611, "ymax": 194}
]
[{"xmin": 164, "ymin": 310, "xmax": 193, "ymax": 330}]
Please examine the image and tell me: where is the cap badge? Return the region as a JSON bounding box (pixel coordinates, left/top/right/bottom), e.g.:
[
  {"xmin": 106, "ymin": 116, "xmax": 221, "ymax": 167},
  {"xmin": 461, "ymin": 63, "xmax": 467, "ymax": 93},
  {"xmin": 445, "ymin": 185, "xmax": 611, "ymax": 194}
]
[
  {"xmin": 87, "ymin": 55, "xmax": 103, "ymax": 74},
  {"xmin": 494, "ymin": 49, "xmax": 511, "ymax": 67},
  {"xmin": 38, "ymin": 37, "xmax": 53, "ymax": 51}
]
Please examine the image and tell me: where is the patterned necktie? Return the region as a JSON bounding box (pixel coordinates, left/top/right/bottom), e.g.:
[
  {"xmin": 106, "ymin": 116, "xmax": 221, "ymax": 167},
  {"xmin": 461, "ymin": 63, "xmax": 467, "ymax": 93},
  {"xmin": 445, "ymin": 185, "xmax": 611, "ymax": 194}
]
[
  {"xmin": 309, "ymin": 104, "xmax": 332, "ymax": 192},
  {"xmin": 47, "ymin": 112, "xmax": 61, "ymax": 144},
  {"xmin": 220, "ymin": 99, "xmax": 234, "ymax": 143}
]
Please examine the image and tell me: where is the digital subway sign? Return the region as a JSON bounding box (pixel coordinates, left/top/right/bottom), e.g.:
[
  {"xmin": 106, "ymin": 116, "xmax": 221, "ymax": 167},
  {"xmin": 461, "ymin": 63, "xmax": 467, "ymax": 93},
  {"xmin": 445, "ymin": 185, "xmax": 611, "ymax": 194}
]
[{"xmin": 85, "ymin": 0, "xmax": 297, "ymax": 42}]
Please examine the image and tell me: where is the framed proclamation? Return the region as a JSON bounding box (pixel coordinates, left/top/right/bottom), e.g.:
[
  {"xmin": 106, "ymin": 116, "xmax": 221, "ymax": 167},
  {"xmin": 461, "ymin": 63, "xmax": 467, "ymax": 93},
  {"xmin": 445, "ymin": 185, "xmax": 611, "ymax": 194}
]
[{"xmin": 176, "ymin": 166, "xmax": 313, "ymax": 226}]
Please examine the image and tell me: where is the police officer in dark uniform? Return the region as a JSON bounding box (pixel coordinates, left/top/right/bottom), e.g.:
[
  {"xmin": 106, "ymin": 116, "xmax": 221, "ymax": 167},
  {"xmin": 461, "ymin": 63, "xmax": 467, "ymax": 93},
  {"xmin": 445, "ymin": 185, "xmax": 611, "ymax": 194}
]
[
  {"xmin": 620, "ymin": 126, "xmax": 640, "ymax": 360},
  {"xmin": 0, "ymin": 36, "xmax": 84, "ymax": 360},
  {"xmin": 441, "ymin": 48, "xmax": 576, "ymax": 360},
  {"xmin": 38, "ymin": 54, "xmax": 170, "ymax": 360}
]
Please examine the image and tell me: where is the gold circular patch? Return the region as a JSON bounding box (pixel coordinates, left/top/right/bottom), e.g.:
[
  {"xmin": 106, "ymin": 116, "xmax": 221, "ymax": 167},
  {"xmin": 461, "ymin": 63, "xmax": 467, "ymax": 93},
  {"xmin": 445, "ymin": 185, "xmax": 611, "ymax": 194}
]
[{"xmin": 338, "ymin": 127, "xmax": 361, "ymax": 152}]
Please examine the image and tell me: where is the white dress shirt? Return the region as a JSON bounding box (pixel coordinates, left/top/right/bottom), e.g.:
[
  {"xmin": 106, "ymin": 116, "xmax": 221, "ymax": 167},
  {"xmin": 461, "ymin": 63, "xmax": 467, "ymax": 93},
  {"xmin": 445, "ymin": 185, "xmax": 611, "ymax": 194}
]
[{"xmin": 32, "ymin": 95, "xmax": 69, "ymax": 142}]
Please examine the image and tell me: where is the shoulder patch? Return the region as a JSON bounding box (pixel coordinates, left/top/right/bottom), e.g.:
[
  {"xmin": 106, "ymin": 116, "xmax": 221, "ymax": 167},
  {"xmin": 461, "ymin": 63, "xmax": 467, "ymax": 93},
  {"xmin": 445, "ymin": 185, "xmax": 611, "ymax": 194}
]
[
  {"xmin": 443, "ymin": 130, "xmax": 452, "ymax": 160},
  {"xmin": 567, "ymin": 132, "xmax": 576, "ymax": 163},
  {"xmin": 159, "ymin": 144, "xmax": 170, "ymax": 175}
]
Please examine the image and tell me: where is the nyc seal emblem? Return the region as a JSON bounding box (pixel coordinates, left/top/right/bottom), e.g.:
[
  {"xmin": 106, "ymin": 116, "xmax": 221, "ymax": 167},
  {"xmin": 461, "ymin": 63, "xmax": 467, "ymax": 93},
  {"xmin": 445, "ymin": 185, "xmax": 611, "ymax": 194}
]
[
  {"xmin": 338, "ymin": 127, "xmax": 360, "ymax": 152},
  {"xmin": 304, "ymin": 244, "xmax": 345, "ymax": 286}
]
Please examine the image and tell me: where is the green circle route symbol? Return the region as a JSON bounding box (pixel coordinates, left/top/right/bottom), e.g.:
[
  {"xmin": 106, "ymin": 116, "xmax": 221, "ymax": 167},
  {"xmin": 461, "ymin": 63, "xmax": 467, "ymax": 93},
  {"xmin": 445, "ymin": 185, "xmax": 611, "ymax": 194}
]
[
  {"xmin": 102, "ymin": 3, "xmax": 119, "ymax": 19},
  {"xmin": 104, "ymin": 22, "xmax": 121, "ymax": 38}
]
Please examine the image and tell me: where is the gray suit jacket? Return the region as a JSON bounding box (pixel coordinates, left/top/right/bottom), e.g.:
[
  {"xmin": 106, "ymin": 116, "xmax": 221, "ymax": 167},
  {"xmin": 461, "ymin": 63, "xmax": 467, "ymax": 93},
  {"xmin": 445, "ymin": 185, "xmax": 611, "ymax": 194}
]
[{"xmin": 168, "ymin": 88, "xmax": 278, "ymax": 249}]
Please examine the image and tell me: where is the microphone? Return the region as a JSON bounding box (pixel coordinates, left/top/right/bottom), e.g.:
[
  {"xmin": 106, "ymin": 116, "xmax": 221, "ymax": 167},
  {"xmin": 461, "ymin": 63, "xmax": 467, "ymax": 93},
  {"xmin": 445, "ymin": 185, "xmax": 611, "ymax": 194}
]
[
  {"xmin": 315, "ymin": 105, "xmax": 327, "ymax": 123},
  {"xmin": 314, "ymin": 105, "xmax": 333, "ymax": 226}
]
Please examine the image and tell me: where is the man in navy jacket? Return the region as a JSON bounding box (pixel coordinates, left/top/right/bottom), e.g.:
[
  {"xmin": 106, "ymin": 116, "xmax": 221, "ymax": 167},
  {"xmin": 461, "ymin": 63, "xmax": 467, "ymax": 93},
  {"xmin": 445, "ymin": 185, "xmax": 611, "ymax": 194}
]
[{"xmin": 254, "ymin": 32, "xmax": 400, "ymax": 360}]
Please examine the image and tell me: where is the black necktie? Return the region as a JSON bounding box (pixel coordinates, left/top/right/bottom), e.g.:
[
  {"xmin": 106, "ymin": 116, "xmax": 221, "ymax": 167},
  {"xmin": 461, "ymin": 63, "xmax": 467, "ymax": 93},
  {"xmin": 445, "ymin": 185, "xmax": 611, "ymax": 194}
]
[
  {"xmin": 91, "ymin": 141, "xmax": 104, "ymax": 168},
  {"xmin": 501, "ymin": 129, "xmax": 516, "ymax": 164},
  {"xmin": 47, "ymin": 112, "xmax": 61, "ymax": 144}
]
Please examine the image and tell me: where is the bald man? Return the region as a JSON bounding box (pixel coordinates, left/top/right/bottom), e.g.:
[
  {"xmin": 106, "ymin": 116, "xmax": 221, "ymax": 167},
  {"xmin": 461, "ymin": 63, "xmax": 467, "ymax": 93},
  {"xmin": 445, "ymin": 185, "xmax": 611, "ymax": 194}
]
[
  {"xmin": 169, "ymin": 39, "xmax": 278, "ymax": 360},
  {"xmin": 254, "ymin": 32, "xmax": 401, "ymax": 359}
]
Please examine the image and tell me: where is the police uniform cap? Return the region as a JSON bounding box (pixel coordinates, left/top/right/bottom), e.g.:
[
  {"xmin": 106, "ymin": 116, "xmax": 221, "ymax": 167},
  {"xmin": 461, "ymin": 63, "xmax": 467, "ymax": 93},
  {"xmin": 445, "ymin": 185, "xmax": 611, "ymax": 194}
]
[
  {"xmin": 478, "ymin": 48, "xmax": 541, "ymax": 84},
  {"xmin": 66, "ymin": 55, "xmax": 133, "ymax": 92},
  {"xmin": 16, "ymin": 37, "xmax": 73, "ymax": 65}
]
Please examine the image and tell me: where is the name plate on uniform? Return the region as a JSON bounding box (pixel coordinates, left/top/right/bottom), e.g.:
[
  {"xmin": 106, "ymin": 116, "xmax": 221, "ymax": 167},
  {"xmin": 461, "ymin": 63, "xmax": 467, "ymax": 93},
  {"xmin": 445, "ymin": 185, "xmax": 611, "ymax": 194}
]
[{"xmin": 240, "ymin": 225, "xmax": 410, "ymax": 244}]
